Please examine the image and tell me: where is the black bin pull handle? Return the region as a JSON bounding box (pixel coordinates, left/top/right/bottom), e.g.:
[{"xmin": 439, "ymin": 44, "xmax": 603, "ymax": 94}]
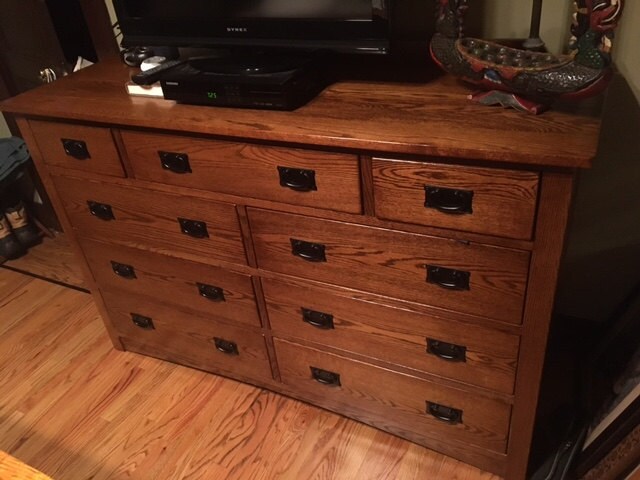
[
  {"xmin": 426, "ymin": 265, "xmax": 470, "ymax": 291},
  {"xmin": 178, "ymin": 218, "xmax": 209, "ymax": 239},
  {"xmin": 197, "ymin": 283, "xmax": 225, "ymax": 302},
  {"xmin": 290, "ymin": 238, "xmax": 326, "ymax": 263},
  {"xmin": 87, "ymin": 201, "xmax": 115, "ymax": 221},
  {"xmin": 424, "ymin": 186, "xmax": 473, "ymax": 215},
  {"xmin": 111, "ymin": 261, "xmax": 136, "ymax": 279},
  {"xmin": 62, "ymin": 138, "xmax": 90, "ymax": 160},
  {"xmin": 310, "ymin": 366, "xmax": 341, "ymax": 386},
  {"xmin": 214, "ymin": 337, "xmax": 239, "ymax": 355},
  {"xmin": 426, "ymin": 402, "xmax": 463, "ymax": 425},
  {"xmin": 131, "ymin": 313, "xmax": 154, "ymax": 330},
  {"xmin": 159, "ymin": 151, "xmax": 192, "ymax": 174},
  {"xmin": 427, "ymin": 338, "xmax": 467, "ymax": 362},
  {"xmin": 278, "ymin": 166, "xmax": 317, "ymax": 192},
  {"xmin": 302, "ymin": 308, "xmax": 334, "ymax": 330}
]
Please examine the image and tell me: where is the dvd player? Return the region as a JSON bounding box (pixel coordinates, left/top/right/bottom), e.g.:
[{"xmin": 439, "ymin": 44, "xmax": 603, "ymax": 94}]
[{"xmin": 159, "ymin": 56, "xmax": 329, "ymax": 111}]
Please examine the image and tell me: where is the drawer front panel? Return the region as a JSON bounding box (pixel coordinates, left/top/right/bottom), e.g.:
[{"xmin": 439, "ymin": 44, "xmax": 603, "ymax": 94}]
[
  {"xmin": 103, "ymin": 291, "xmax": 272, "ymax": 381},
  {"xmin": 80, "ymin": 238, "xmax": 261, "ymax": 327},
  {"xmin": 275, "ymin": 339, "xmax": 511, "ymax": 453},
  {"xmin": 250, "ymin": 209, "xmax": 530, "ymax": 324},
  {"xmin": 264, "ymin": 278, "xmax": 519, "ymax": 394},
  {"xmin": 30, "ymin": 120, "xmax": 125, "ymax": 177},
  {"xmin": 53, "ymin": 175, "xmax": 246, "ymax": 266},
  {"xmin": 373, "ymin": 159, "xmax": 539, "ymax": 239},
  {"xmin": 121, "ymin": 131, "xmax": 362, "ymax": 214}
]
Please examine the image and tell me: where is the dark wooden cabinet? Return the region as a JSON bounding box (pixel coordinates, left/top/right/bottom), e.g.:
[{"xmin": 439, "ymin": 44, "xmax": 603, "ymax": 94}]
[{"xmin": 0, "ymin": 58, "xmax": 604, "ymax": 479}]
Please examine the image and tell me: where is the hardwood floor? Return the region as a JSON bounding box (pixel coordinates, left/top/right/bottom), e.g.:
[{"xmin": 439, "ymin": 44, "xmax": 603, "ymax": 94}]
[
  {"xmin": 0, "ymin": 269, "xmax": 501, "ymax": 480},
  {"xmin": 1, "ymin": 233, "xmax": 86, "ymax": 290}
]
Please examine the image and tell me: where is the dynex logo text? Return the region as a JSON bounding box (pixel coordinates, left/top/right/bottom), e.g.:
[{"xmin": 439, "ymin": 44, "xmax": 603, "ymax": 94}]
[{"xmin": 227, "ymin": 27, "xmax": 248, "ymax": 33}]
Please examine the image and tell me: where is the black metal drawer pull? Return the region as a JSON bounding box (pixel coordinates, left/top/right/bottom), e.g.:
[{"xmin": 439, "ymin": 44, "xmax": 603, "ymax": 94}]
[
  {"xmin": 214, "ymin": 337, "xmax": 238, "ymax": 355},
  {"xmin": 426, "ymin": 265, "xmax": 470, "ymax": 291},
  {"xmin": 310, "ymin": 366, "xmax": 341, "ymax": 386},
  {"xmin": 426, "ymin": 402, "xmax": 463, "ymax": 424},
  {"xmin": 427, "ymin": 339, "xmax": 467, "ymax": 362},
  {"xmin": 424, "ymin": 186, "xmax": 473, "ymax": 215},
  {"xmin": 178, "ymin": 218, "xmax": 209, "ymax": 239},
  {"xmin": 159, "ymin": 151, "xmax": 192, "ymax": 174},
  {"xmin": 197, "ymin": 283, "xmax": 225, "ymax": 302},
  {"xmin": 111, "ymin": 261, "xmax": 136, "ymax": 279},
  {"xmin": 62, "ymin": 138, "xmax": 90, "ymax": 160},
  {"xmin": 302, "ymin": 308, "xmax": 334, "ymax": 330},
  {"xmin": 131, "ymin": 313, "xmax": 154, "ymax": 330},
  {"xmin": 278, "ymin": 166, "xmax": 317, "ymax": 192},
  {"xmin": 87, "ymin": 201, "xmax": 115, "ymax": 221},
  {"xmin": 290, "ymin": 238, "xmax": 326, "ymax": 262}
]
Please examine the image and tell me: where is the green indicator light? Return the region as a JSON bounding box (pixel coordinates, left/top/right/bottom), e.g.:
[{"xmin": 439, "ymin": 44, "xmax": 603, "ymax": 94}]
[{"xmin": 207, "ymin": 91, "xmax": 217, "ymax": 99}]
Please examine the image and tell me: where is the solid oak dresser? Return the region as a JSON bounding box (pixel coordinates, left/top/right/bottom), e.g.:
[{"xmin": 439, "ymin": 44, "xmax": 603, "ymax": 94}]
[{"xmin": 0, "ymin": 58, "xmax": 603, "ymax": 479}]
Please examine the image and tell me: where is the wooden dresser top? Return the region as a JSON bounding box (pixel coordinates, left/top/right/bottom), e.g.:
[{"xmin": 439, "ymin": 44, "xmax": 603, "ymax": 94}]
[{"xmin": 1, "ymin": 57, "xmax": 604, "ymax": 168}]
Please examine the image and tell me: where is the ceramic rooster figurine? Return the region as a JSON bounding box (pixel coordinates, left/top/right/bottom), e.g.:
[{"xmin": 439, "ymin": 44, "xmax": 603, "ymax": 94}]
[{"xmin": 429, "ymin": 0, "xmax": 625, "ymax": 113}]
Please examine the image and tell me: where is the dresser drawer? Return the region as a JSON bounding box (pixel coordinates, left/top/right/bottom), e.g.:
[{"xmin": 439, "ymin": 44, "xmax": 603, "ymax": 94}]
[
  {"xmin": 275, "ymin": 339, "xmax": 510, "ymax": 453},
  {"xmin": 29, "ymin": 120, "xmax": 125, "ymax": 177},
  {"xmin": 53, "ymin": 175, "xmax": 247, "ymax": 266},
  {"xmin": 249, "ymin": 209, "xmax": 530, "ymax": 324},
  {"xmin": 80, "ymin": 238, "xmax": 260, "ymax": 327},
  {"xmin": 264, "ymin": 278, "xmax": 519, "ymax": 394},
  {"xmin": 103, "ymin": 291, "xmax": 272, "ymax": 382},
  {"xmin": 372, "ymin": 158, "xmax": 539, "ymax": 239},
  {"xmin": 121, "ymin": 131, "xmax": 362, "ymax": 214}
]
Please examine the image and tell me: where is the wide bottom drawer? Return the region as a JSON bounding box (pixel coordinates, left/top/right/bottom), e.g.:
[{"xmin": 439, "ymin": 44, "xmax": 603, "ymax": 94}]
[
  {"xmin": 103, "ymin": 291, "xmax": 272, "ymax": 383},
  {"xmin": 274, "ymin": 338, "xmax": 511, "ymax": 454}
]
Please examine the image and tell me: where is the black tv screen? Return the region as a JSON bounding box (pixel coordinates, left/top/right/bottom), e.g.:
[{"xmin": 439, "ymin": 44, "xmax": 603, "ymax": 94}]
[{"xmin": 114, "ymin": 0, "xmax": 390, "ymax": 54}]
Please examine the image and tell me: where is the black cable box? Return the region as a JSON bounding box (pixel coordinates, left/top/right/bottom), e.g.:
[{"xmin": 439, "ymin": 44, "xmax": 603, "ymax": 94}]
[{"xmin": 159, "ymin": 55, "xmax": 329, "ymax": 111}]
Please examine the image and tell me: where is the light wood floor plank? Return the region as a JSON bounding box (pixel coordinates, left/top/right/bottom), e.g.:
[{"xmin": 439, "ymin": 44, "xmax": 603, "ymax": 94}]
[{"xmin": 0, "ymin": 270, "xmax": 502, "ymax": 480}]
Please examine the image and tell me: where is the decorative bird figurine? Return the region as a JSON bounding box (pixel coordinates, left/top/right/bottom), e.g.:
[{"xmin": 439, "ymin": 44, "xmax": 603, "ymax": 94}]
[{"xmin": 429, "ymin": 0, "xmax": 625, "ymax": 114}]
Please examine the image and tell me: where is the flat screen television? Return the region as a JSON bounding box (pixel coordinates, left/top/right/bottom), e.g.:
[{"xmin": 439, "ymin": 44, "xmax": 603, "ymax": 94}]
[{"xmin": 113, "ymin": 0, "xmax": 391, "ymax": 55}]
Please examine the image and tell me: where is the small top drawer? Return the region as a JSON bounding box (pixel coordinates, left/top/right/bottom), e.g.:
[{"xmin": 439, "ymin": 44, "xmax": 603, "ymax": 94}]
[
  {"xmin": 29, "ymin": 120, "xmax": 125, "ymax": 177},
  {"xmin": 372, "ymin": 158, "xmax": 539, "ymax": 239},
  {"xmin": 120, "ymin": 131, "xmax": 362, "ymax": 214}
]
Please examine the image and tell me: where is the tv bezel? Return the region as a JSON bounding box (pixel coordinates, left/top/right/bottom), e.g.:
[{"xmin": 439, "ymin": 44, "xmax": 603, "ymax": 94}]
[{"xmin": 113, "ymin": 0, "xmax": 391, "ymax": 55}]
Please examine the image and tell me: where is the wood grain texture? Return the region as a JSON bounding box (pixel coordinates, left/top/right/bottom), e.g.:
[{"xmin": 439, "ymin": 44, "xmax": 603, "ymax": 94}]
[
  {"xmin": 52, "ymin": 174, "xmax": 247, "ymax": 267},
  {"xmin": 0, "ymin": 451, "xmax": 53, "ymax": 480},
  {"xmin": 249, "ymin": 208, "xmax": 531, "ymax": 324},
  {"xmin": 263, "ymin": 277, "xmax": 520, "ymax": 395},
  {"xmin": 28, "ymin": 120, "xmax": 125, "ymax": 177},
  {"xmin": 274, "ymin": 338, "xmax": 512, "ymax": 456},
  {"xmin": 0, "ymin": 272, "xmax": 501, "ymax": 480},
  {"xmin": 79, "ymin": 237, "xmax": 261, "ymax": 327},
  {"xmin": 0, "ymin": 58, "xmax": 601, "ymax": 168},
  {"xmin": 372, "ymin": 158, "xmax": 540, "ymax": 240},
  {"xmin": 121, "ymin": 130, "xmax": 362, "ymax": 214},
  {"xmin": 360, "ymin": 155, "xmax": 376, "ymax": 216},
  {"xmin": 101, "ymin": 290, "xmax": 273, "ymax": 383}
]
